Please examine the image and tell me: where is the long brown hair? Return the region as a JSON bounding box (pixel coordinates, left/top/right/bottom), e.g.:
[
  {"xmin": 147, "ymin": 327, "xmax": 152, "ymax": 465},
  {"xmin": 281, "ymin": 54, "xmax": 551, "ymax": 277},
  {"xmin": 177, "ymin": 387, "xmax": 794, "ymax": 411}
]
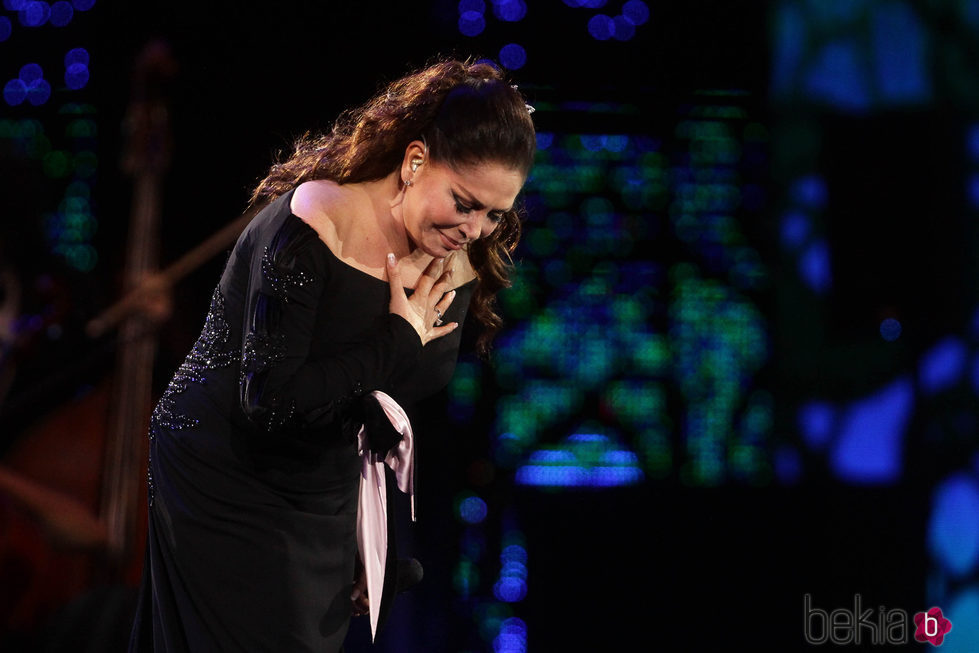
[{"xmin": 251, "ymin": 58, "xmax": 536, "ymax": 356}]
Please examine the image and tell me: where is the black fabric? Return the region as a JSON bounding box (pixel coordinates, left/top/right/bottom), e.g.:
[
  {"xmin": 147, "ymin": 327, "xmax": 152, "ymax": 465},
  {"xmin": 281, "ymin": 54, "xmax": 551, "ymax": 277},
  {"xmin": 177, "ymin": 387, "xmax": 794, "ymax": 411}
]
[{"xmin": 129, "ymin": 189, "xmax": 474, "ymax": 652}]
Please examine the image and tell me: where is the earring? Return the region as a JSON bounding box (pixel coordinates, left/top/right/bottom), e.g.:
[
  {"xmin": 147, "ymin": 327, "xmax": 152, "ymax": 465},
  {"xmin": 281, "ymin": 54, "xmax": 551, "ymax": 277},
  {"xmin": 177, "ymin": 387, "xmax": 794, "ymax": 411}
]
[{"xmin": 404, "ymin": 179, "xmax": 413, "ymax": 187}]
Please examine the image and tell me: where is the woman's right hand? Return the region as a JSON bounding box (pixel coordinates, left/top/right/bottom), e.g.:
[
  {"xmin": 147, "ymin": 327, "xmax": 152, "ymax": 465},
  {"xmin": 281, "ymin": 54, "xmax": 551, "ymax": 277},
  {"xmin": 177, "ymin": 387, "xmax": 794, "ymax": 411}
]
[{"xmin": 387, "ymin": 253, "xmax": 458, "ymax": 345}]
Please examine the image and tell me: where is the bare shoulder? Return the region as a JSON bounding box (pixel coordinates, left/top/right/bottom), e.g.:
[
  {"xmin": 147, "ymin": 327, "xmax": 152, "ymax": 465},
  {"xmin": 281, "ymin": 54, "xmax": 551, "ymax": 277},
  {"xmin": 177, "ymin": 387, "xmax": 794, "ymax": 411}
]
[{"xmin": 289, "ymin": 180, "xmax": 347, "ymax": 247}]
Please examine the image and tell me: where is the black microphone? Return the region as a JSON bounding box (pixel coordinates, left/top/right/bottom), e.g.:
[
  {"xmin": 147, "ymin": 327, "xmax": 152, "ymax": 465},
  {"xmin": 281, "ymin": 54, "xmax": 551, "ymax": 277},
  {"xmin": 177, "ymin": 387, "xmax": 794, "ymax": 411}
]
[{"xmin": 396, "ymin": 557, "xmax": 423, "ymax": 593}]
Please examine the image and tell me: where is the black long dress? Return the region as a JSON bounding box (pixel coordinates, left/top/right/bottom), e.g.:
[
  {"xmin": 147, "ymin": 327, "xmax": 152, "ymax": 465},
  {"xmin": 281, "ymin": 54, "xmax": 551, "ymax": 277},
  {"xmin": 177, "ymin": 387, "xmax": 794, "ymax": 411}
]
[{"xmin": 128, "ymin": 188, "xmax": 473, "ymax": 652}]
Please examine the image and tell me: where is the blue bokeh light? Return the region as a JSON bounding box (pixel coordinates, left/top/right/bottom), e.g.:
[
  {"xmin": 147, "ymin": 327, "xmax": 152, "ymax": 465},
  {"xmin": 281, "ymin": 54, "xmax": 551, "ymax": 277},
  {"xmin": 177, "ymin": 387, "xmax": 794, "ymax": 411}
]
[
  {"xmin": 499, "ymin": 43, "xmax": 526, "ymax": 70},
  {"xmin": 928, "ymin": 475, "xmax": 979, "ymax": 577},
  {"xmin": 493, "ymin": 576, "xmax": 527, "ymax": 602},
  {"xmin": 791, "ymin": 174, "xmax": 828, "ymax": 208},
  {"xmin": 492, "ymin": 0, "xmax": 526, "ymax": 22},
  {"xmin": 19, "ymin": 63, "xmax": 43, "ymax": 83},
  {"xmin": 65, "ymin": 63, "xmax": 89, "ymax": 90},
  {"xmin": 459, "ymin": 495, "xmax": 489, "ymax": 524},
  {"xmin": 0, "ymin": 16, "xmax": 11, "ymax": 41},
  {"xmin": 804, "ymin": 39, "xmax": 872, "ymax": 112},
  {"xmin": 622, "ymin": 0, "xmax": 650, "ymax": 25},
  {"xmin": 919, "ymin": 337, "xmax": 967, "ymax": 395},
  {"xmin": 19, "ymin": 1, "xmax": 50, "ymax": 27},
  {"xmin": 968, "ymin": 173, "xmax": 979, "ymax": 209},
  {"xmin": 968, "ymin": 124, "xmax": 979, "ymax": 161},
  {"xmin": 3, "ymin": 0, "xmax": 28, "ymax": 10},
  {"xmin": 458, "ymin": 10, "xmax": 485, "ymax": 36},
  {"xmin": 798, "ymin": 401, "xmax": 835, "ymax": 451},
  {"xmin": 65, "ymin": 47, "xmax": 90, "ymax": 67},
  {"xmin": 26, "ymin": 78, "xmax": 51, "ymax": 105},
  {"xmin": 587, "ymin": 14, "xmax": 614, "ymax": 40},
  {"xmin": 71, "ymin": 0, "xmax": 94, "ymax": 10},
  {"xmin": 799, "ymin": 238, "xmax": 832, "ymax": 293},
  {"xmin": 612, "ymin": 15, "xmax": 636, "ymax": 40},
  {"xmin": 779, "ymin": 211, "xmax": 810, "ymax": 249},
  {"xmin": 831, "ymin": 376, "xmax": 912, "ymax": 484},
  {"xmin": 871, "ymin": 1, "xmax": 931, "ymax": 103},
  {"xmin": 879, "ymin": 317, "xmax": 902, "ymax": 341},
  {"xmin": 4, "ymin": 79, "xmax": 28, "ymax": 106},
  {"xmin": 49, "ymin": 0, "xmax": 72, "ymax": 25},
  {"xmin": 941, "ymin": 589, "xmax": 979, "ymax": 653}
]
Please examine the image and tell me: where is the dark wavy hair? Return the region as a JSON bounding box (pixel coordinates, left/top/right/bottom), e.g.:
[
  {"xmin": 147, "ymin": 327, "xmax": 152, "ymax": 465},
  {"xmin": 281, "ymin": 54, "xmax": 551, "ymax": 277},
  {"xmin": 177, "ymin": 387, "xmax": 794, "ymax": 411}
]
[{"xmin": 251, "ymin": 58, "xmax": 536, "ymax": 356}]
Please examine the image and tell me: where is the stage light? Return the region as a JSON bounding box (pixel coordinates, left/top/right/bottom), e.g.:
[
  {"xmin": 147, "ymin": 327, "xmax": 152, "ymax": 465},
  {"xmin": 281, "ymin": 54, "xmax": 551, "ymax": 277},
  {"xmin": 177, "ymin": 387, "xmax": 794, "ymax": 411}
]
[
  {"xmin": 612, "ymin": 15, "xmax": 635, "ymax": 40},
  {"xmin": 4, "ymin": 79, "xmax": 28, "ymax": 106},
  {"xmin": 622, "ymin": 0, "xmax": 650, "ymax": 26},
  {"xmin": 492, "ymin": 0, "xmax": 526, "ymax": 22},
  {"xmin": 64, "ymin": 46, "xmax": 89, "ymax": 67},
  {"xmin": 879, "ymin": 317, "xmax": 901, "ymax": 342},
  {"xmin": 798, "ymin": 401, "xmax": 835, "ymax": 450},
  {"xmin": 19, "ymin": 1, "xmax": 50, "ymax": 27},
  {"xmin": 799, "ymin": 238, "xmax": 831, "ymax": 293},
  {"xmin": 928, "ymin": 474, "xmax": 979, "ymax": 577},
  {"xmin": 790, "ymin": 174, "xmax": 827, "ymax": 208},
  {"xmin": 493, "ymin": 576, "xmax": 526, "ymax": 603},
  {"xmin": 830, "ymin": 376, "xmax": 911, "ymax": 484},
  {"xmin": 65, "ymin": 63, "xmax": 89, "ymax": 89},
  {"xmin": 458, "ymin": 495, "xmax": 489, "ymax": 524},
  {"xmin": 49, "ymin": 0, "xmax": 72, "ymax": 26},
  {"xmin": 968, "ymin": 124, "xmax": 979, "ymax": 161},
  {"xmin": 919, "ymin": 337, "xmax": 967, "ymax": 395},
  {"xmin": 604, "ymin": 134, "xmax": 628, "ymax": 152},
  {"xmin": 19, "ymin": 62, "xmax": 43, "ymax": 83},
  {"xmin": 499, "ymin": 43, "xmax": 526, "ymax": 70},
  {"xmin": 968, "ymin": 173, "xmax": 979, "ymax": 209},
  {"xmin": 458, "ymin": 10, "xmax": 485, "ymax": 36},
  {"xmin": 587, "ymin": 14, "xmax": 613, "ymax": 40},
  {"xmin": 778, "ymin": 211, "xmax": 811, "ymax": 249}
]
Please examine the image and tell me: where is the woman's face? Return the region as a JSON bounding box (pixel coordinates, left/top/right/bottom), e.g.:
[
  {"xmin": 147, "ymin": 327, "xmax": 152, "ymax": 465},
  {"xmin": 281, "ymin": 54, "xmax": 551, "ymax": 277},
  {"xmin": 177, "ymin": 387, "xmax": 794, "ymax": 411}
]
[{"xmin": 399, "ymin": 147, "xmax": 525, "ymax": 257}]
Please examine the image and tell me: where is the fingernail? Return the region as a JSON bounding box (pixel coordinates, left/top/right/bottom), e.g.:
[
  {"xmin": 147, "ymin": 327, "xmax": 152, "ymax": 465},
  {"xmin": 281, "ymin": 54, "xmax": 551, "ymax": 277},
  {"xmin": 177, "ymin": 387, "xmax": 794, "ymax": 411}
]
[
  {"xmin": 351, "ymin": 590, "xmax": 360, "ymax": 600},
  {"xmin": 387, "ymin": 253, "xmax": 395, "ymax": 265},
  {"xmin": 449, "ymin": 290, "xmax": 456, "ymax": 298}
]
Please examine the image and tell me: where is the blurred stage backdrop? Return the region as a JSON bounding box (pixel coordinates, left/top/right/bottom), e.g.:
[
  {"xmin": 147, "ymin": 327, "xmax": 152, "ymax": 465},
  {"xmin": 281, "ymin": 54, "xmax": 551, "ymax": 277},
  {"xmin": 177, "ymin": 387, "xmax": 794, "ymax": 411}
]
[{"xmin": 2, "ymin": 0, "xmax": 979, "ymax": 650}]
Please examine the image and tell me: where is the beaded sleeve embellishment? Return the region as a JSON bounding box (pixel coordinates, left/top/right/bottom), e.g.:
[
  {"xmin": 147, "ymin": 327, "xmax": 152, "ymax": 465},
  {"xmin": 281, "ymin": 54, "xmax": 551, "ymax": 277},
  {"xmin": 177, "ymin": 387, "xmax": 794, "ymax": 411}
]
[
  {"xmin": 261, "ymin": 246, "xmax": 313, "ymax": 303},
  {"xmin": 151, "ymin": 286, "xmax": 236, "ymax": 432},
  {"xmin": 148, "ymin": 287, "xmax": 235, "ymax": 504}
]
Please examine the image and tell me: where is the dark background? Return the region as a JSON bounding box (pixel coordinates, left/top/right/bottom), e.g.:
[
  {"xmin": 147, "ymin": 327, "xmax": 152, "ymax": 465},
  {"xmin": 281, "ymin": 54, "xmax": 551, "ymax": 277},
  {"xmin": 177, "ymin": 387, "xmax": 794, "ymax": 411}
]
[{"xmin": 2, "ymin": 1, "xmax": 974, "ymax": 651}]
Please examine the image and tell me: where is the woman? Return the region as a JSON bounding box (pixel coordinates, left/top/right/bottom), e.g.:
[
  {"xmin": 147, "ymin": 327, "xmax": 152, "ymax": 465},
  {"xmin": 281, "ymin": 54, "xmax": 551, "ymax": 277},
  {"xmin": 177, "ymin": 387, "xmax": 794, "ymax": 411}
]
[{"xmin": 128, "ymin": 58, "xmax": 535, "ymax": 652}]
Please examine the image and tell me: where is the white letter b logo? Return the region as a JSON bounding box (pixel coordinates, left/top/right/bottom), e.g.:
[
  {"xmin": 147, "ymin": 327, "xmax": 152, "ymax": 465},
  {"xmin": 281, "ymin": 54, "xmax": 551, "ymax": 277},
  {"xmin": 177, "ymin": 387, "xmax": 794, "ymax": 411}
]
[{"xmin": 925, "ymin": 613, "xmax": 938, "ymax": 637}]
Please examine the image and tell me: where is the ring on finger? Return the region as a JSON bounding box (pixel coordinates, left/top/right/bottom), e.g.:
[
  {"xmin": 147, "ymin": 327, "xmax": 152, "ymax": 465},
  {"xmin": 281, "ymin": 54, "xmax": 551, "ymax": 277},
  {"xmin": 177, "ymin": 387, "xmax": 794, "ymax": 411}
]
[{"xmin": 434, "ymin": 308, "xmax": 444, "ymax": 326}]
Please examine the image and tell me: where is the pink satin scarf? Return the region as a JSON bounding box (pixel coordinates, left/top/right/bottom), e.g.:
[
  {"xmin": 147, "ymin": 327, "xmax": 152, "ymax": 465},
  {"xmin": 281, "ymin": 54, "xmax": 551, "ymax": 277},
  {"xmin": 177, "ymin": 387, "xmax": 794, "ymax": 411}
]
[{"xmin": 355, "ymin": 390, "xmax": 415, "ymax": 640}]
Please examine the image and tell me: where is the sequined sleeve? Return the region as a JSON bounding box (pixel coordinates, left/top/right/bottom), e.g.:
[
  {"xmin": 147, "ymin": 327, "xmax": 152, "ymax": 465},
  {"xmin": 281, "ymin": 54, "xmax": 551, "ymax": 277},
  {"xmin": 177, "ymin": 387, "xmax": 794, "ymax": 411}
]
[{"xmin": 238, "ymin": 214, "xmax": 423, "ymax": 434}]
